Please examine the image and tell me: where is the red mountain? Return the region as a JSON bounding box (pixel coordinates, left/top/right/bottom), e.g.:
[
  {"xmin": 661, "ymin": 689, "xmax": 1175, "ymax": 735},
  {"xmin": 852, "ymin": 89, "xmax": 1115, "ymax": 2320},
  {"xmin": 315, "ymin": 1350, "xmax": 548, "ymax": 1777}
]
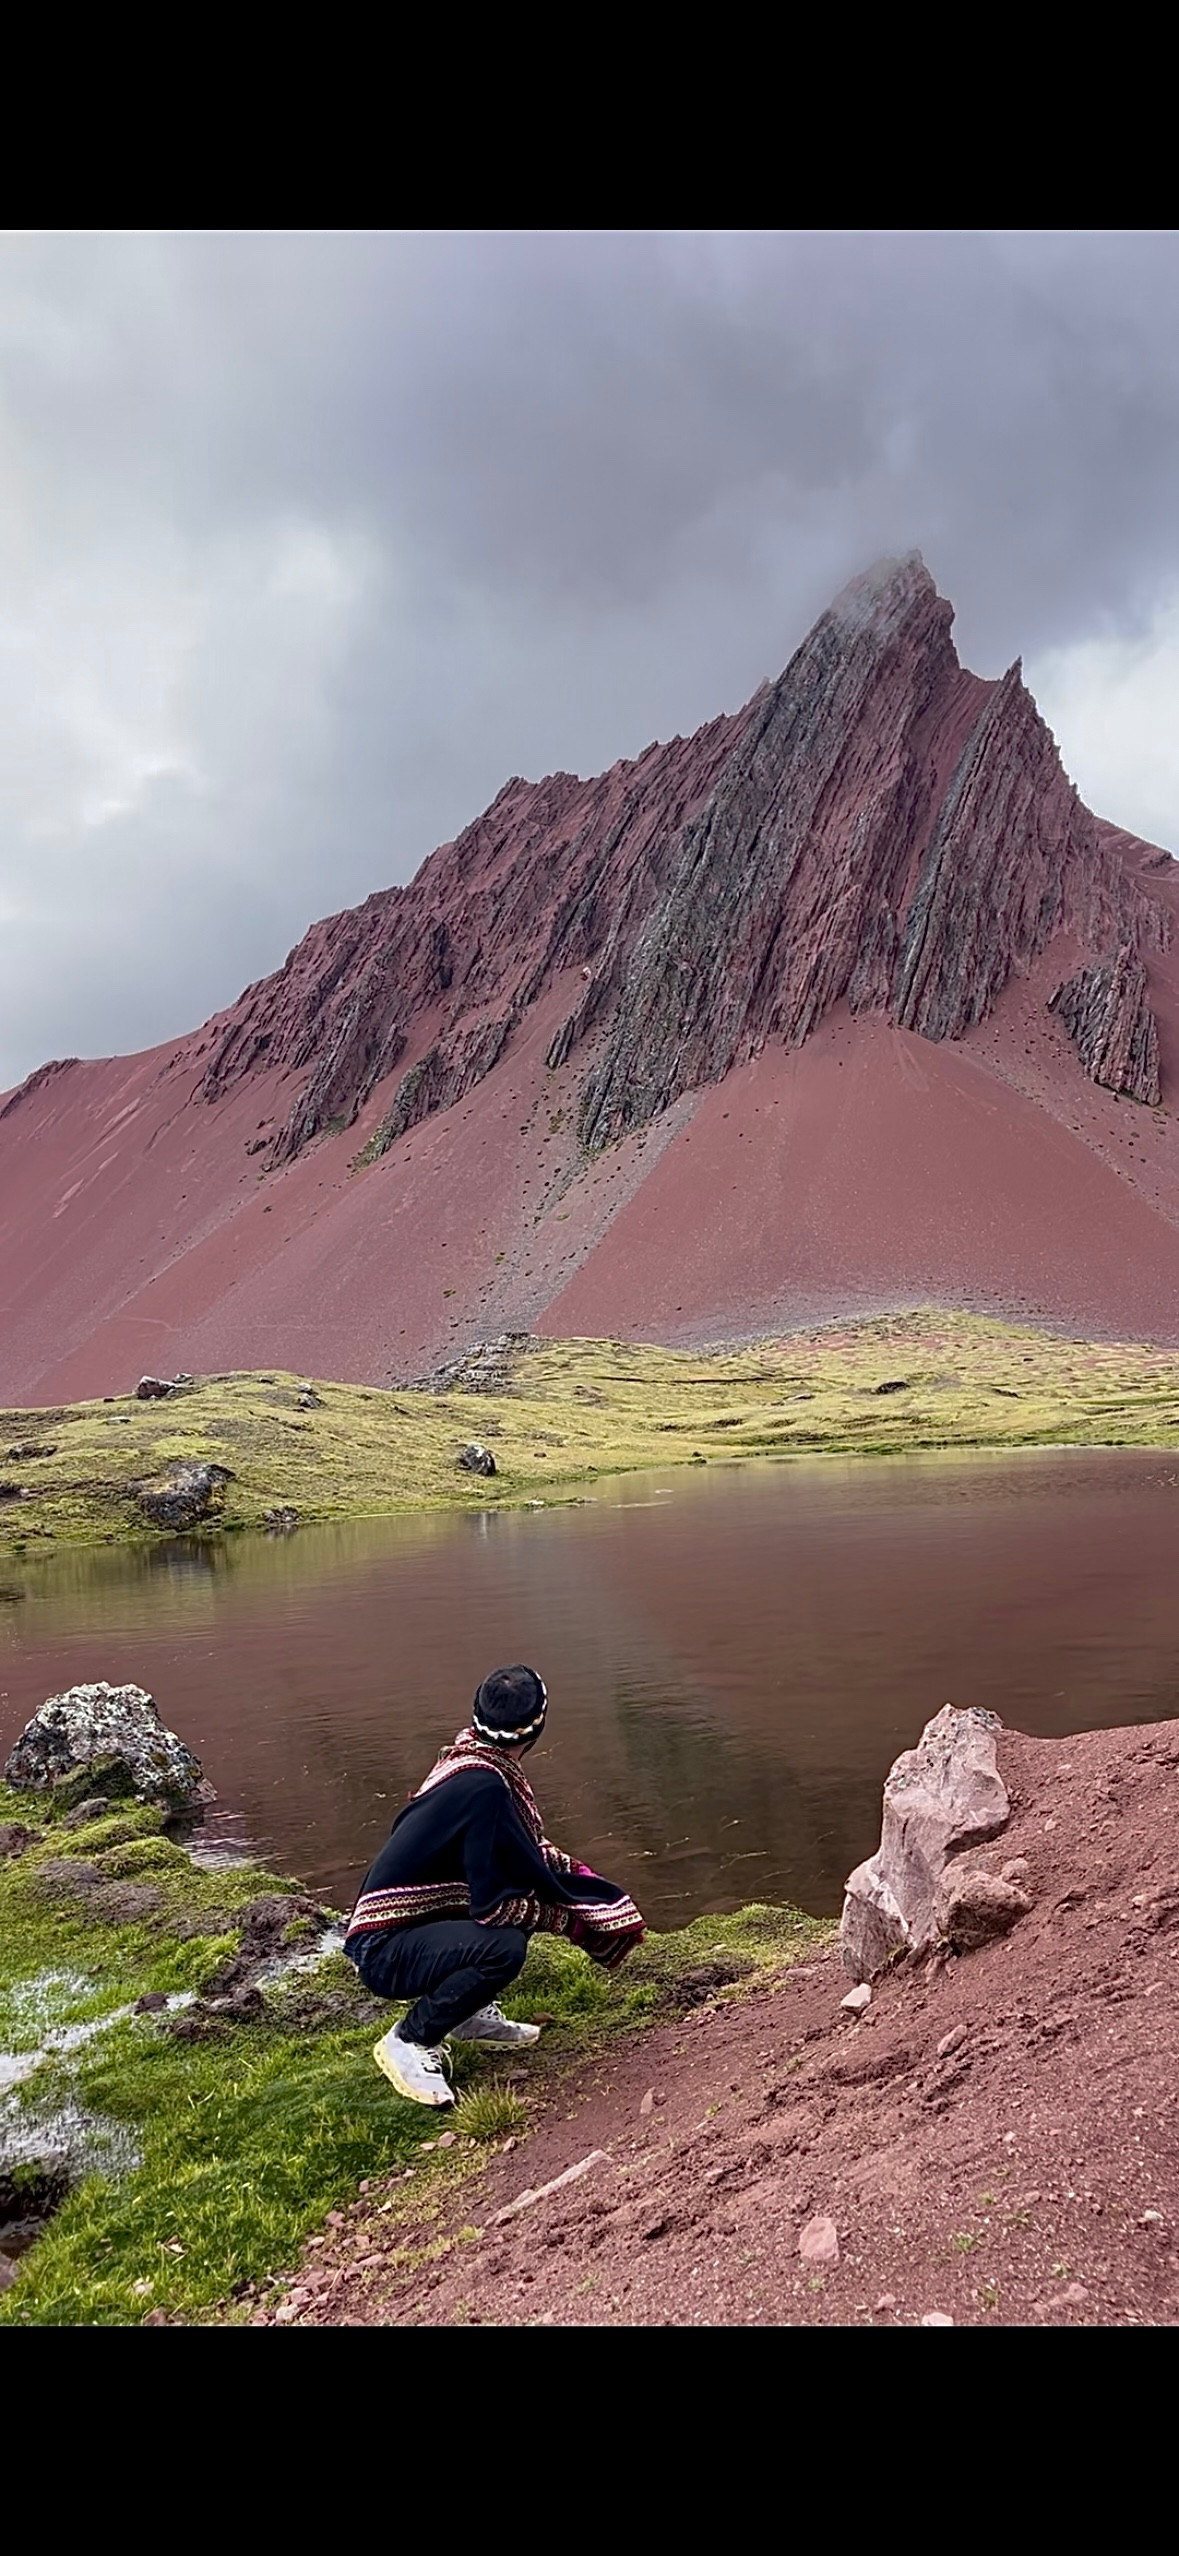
[{"xmin": 4, "ymin": 553, "xmax": 1179, "ymax": 1405}]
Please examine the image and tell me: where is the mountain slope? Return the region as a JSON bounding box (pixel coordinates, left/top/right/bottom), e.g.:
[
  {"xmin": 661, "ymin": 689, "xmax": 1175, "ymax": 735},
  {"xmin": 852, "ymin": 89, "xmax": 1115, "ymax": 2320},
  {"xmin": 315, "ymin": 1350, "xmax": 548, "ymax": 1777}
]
[{"xmin": 3, "ymin": 555, "xmax": 1179, "ymax": 1404}]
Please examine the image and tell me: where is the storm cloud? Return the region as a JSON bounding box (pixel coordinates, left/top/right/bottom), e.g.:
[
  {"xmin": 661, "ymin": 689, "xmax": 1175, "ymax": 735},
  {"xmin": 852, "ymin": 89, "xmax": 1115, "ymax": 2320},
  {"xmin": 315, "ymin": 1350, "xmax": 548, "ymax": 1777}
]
[{"xmin": 3, "ymin": 228, "xmax": 1179, "ymax": 1088}]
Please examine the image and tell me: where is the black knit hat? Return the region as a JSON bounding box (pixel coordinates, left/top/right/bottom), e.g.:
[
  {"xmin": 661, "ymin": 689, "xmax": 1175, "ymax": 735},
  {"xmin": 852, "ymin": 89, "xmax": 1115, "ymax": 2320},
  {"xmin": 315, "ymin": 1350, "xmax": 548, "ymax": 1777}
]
[{"xmin": 472, "ymin": 1664, "xmax": 548, "ymax": 1744}]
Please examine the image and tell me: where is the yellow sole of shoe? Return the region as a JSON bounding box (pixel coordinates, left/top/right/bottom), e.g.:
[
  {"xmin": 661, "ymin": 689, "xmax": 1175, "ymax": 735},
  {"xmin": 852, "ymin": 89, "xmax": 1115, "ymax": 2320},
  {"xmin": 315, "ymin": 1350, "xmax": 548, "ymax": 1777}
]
[{"xmin": 372, "ymin": 2038, "xmax": 454, "ymax": 2105}]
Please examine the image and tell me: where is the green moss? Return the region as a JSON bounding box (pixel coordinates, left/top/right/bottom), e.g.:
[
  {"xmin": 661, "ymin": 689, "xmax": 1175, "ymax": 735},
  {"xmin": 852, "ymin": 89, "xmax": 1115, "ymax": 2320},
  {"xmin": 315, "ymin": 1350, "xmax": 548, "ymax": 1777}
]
[
  {"xmin": 90, "ymin": 1809, "xmax": 166, "ymax": 1848},
  {"xmin": 48, "ymin": 1759, "xmax": 143, "ymax": 1811},
  {"xmin": 88, "ymin": 1835, "xmax": 190, "ymax": 1879}
]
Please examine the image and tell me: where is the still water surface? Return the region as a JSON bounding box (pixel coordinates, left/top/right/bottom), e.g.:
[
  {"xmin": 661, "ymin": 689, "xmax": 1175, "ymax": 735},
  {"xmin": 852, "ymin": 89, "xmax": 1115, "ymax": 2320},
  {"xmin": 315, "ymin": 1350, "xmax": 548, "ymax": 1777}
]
[{"xmin": 3, "ymin": 1450, "xmax": 1178, "ymax": 1924}]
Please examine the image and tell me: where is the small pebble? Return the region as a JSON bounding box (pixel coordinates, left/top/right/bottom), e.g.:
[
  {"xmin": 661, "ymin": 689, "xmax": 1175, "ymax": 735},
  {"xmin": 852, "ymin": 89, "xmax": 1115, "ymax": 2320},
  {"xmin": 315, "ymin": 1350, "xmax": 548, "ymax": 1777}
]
[{"xmin": 798, "ymin": 2214, "xmax": 840, "ymax": 2267}]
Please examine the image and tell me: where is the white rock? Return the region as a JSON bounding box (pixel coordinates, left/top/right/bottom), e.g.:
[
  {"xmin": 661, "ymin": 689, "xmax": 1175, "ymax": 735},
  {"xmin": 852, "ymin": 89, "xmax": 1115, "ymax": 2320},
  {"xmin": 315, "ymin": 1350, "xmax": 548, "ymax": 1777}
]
[
  {"xmin": 492, "ymin": 2150, "xmax": 609, "ymax": 2226},
  {"xmin": 920, "ymin": 2310, "xmax": 955, "ymax": 2325},
  {"xmin": 841, "ymin": 1705, "xmax": 1010, "ymax": 1982},
  {"xmin": 840, "ymin": 1984, "xmax": 872, "ymax": 2015},
  {"xmin": 798, "ymin": 2214, "xmax": 840, "ymax": 2266}
]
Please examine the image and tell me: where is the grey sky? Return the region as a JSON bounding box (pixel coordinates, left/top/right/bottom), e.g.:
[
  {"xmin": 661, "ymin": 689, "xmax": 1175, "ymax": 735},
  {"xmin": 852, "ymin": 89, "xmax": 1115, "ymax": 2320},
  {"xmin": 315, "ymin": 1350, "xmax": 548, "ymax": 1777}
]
[{"xmin": 3, "ymin": 228, "xmax": 1179, "ymax": 1090}]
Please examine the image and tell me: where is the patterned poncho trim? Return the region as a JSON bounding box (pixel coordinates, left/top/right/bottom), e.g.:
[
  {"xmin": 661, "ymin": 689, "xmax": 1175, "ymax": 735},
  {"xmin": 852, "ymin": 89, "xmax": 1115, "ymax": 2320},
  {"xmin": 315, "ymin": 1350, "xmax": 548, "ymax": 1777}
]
[{"xmin": 345, "ymin": 1729, "xmax": 645, "ymax": 1971}]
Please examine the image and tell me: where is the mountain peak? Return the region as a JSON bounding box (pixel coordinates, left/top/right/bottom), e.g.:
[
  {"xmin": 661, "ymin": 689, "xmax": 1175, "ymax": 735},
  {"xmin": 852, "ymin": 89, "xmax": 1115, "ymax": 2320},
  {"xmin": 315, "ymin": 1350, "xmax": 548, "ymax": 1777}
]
[
  {"xmin": 4, "ymin": 556, "xmax": 1179, "ymax": 1402},
  {"xmin": 182, "ymin": 557, "xmax": 1168, "ymax": 1169}
]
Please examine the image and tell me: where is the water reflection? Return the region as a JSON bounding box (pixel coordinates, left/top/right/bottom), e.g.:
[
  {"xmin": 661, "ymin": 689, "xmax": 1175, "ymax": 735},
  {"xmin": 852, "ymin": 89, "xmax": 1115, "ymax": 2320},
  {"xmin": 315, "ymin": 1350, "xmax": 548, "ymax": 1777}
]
[{"xmin": 2, "ymin": 1450, "xmax": 1178, "ymax": 1923}]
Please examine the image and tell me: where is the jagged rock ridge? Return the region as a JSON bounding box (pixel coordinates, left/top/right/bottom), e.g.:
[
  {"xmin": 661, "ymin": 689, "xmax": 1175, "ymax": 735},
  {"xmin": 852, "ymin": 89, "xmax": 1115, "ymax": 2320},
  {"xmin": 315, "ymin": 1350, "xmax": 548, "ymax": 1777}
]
[
  {"xmin": 1049, "ymin": 946, "xmax": 1162, "ymax": 1105},
  {"xmin": 137, "ymin": 558, "xmax": 1174, "ymax": 1159},
  {"xmin": 579, "ymin": 566, "xmax": 1165, "ymax": 1145}
]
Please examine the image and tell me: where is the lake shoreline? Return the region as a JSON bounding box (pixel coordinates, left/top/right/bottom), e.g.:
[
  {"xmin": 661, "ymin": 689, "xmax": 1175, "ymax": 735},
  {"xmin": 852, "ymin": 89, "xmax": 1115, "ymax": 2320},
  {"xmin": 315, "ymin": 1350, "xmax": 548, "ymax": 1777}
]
[{"xmin": 6, "ymin": 1308, "xmax": 1179, "ymax": 1562}]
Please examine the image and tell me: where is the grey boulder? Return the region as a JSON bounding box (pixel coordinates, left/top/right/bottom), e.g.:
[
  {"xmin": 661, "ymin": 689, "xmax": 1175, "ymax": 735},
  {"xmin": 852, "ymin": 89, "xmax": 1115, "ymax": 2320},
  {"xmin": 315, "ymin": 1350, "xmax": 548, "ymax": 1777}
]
[
  {"xmin": 134, "ymin": 1462, "xmax": 232, "ymax": 1529},
  {"xmin": 457, "ymin": 1443, "xmax": 497, "ymax": 1477},
  {"xmin": 4, "ymin": 1680, "xmax": 208, "ymax": 1812}
]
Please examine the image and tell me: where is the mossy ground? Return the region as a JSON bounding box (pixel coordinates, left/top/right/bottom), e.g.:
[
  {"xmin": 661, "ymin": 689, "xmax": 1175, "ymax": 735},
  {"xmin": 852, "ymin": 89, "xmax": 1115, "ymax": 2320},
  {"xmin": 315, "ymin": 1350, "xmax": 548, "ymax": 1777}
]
[
  {"xmin": 6, "ymin": 1310, "xmax": 1179, "ymax": 1563},
  {"xmin": 0, "ymin": 1780, "xmax": 825, "ymax": 2326}
]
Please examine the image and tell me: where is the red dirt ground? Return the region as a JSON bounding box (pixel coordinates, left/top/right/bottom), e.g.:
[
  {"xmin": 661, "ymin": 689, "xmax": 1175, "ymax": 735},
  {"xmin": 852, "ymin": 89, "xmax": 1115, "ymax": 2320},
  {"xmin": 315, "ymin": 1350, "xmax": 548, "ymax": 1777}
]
[
  {"xmin": 8, "ymin": 912, "xmax": 1179, "ymax": 1406},
  {"xmin": 247, "ymin": 1721, "xmax": 1179, "ymax": 2329}
]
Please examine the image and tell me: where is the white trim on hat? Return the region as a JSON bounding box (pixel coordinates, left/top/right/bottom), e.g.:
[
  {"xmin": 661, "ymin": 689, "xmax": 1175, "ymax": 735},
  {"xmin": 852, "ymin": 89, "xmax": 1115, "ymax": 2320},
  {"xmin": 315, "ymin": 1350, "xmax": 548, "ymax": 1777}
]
[{"xmin": 472, "ymin": 1674, "xmax": 548, "ymax": 1742}]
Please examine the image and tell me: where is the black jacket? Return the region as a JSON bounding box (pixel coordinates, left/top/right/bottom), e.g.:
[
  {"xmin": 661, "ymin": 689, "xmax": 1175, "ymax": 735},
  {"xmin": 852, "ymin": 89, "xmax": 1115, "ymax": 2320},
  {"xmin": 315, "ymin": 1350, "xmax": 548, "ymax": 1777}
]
[{"xmin": 350, "ymin": 1767, "xmax": 622, "ymax": 1924}]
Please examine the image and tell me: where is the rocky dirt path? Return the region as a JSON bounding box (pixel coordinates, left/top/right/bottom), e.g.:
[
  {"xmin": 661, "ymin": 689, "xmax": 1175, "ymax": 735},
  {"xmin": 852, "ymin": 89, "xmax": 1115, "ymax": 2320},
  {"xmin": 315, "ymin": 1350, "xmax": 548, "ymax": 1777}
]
[{"xmin": 246, "ymin": 1721, "xmax": 1179, "ymax": 2329}]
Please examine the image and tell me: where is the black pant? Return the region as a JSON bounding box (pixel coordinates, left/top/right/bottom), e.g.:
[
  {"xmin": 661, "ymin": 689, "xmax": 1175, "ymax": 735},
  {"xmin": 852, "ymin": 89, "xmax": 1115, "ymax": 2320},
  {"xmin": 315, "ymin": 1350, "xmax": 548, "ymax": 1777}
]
[{"xmin": 351, "ymin": 1919, "xmax": 529, "ymax": 2046}]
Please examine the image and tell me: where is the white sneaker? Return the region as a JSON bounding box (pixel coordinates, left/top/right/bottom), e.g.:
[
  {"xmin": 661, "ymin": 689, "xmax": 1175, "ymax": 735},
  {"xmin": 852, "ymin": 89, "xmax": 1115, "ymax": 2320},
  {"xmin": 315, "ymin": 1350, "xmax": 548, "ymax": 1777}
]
[
  {"xmin": 373, "ymin": 2029, "xmax": 455, "ymax": 2105},
  {"xmin": 449, "ymin": 2001, "xmax": 541, "ymax": 2049}
]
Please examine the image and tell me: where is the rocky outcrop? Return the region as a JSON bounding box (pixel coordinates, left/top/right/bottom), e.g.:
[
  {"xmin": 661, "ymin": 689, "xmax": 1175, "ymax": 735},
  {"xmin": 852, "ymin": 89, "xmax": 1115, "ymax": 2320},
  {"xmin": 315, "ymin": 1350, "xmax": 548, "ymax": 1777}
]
[
  {"xmin": 0, "ymin": 1056, "xmax": 80, "ymax": 1124},
  {"xmin": 87, "ymin": 556, "xmax": 1170, "ymax": 1167},
  {"xmin": 580, "ymin": 568, "xmax": 1163, "ymax": 1148},
  {"xmin": 840, "ymin": 1704, "xmax": 1011, "ymax": 1981},
  {"xmin": 359, "ymin": 1014, "xmax": 520, "ymax": 1161},
  {"xmin": 421, "ymin": 1335, "xmax": 531, "ymax": 1394},
  {"xmin": 134, "ymin": 1462, "xmax": 232, "ymax": 1530},
  {"xmin": 1049, "ymin": 944, "xmax": 1162, "ymax": 1104},
  {"xmin": 4, "ymin": 1681, "xmax": 207, "ymax": 1812},
  {"xmin": 195, "ymin": 713, "xmax": 748, "ymax": 1162}
]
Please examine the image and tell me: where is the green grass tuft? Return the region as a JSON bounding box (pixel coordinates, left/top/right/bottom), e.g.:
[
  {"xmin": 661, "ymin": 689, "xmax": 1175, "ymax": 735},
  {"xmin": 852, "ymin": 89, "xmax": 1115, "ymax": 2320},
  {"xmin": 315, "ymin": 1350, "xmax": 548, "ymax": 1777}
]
[{"xmin": 452, "ymin": 2082, "xmax": 530, "ymax": 2143}]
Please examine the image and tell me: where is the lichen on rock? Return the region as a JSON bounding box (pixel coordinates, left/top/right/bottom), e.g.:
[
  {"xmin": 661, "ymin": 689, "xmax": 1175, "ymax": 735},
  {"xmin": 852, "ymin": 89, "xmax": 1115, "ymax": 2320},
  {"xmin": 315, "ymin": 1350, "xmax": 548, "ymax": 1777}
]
[{"xmin": 4, "ymin": 1683, "xmax": 208, "ymax": 1813}]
